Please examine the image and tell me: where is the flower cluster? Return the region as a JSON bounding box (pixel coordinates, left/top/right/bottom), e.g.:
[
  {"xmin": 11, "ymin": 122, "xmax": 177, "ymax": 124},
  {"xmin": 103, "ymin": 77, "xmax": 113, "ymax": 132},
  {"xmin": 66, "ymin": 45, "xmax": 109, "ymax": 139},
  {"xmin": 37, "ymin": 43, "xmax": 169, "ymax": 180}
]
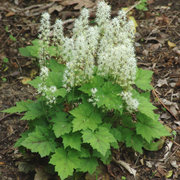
[
  {"xmin": 53, "ymin": 19, "xmax": 64, "ymax": 59},
  {"xmin": 38, "ymin": 65, "xmax": 57, "ymax": 106},
  {"xmin": 38, "ymin": 12, "xmax": 51, "ymax": 66},
  {"xmin": 61, "ymin": 8, "xmax": 100, "ymax": 89},
  {"xmin": 37, "ymin": 1, "xmax": 138, "ymax": 110},
  {"xmin": 38, "ymin": 83, "xmax": 57, "ymax": 106},
  {"xmin": 97, "ymin": 9, "xmax": 136, "ymax": 87},
  {"xmin": 88, "ymin": 88, "xmax": 99, "ymax": 106},
  {"xmin": 59, "ymin": 2, "xmax": 136, "ymax": 89},
  {"xmin": 121, "ymin": 91, "xmax": 139, "ymax": 112}
]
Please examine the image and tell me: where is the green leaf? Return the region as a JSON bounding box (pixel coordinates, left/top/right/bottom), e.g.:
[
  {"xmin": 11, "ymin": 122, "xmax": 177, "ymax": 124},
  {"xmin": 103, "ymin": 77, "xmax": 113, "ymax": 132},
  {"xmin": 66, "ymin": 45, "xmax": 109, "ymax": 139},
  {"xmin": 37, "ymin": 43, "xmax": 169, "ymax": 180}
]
[
  {"xmin": 79, "ymin": 76, "xmax": 104, "ymax": 95},
  {"xmin": 135, "ymin": 68, "xmax": 153, "ymax": 91},
  {"xmin": 28, "ymin": 76, "xmax": 41, "ymax": 89},
  {"xmin": 93, "ymin": 149, "xmax": 112, "ymax": 165},
  {"xmin": 77, "ymin": 157, "xmax": 98, "ymax": 174},
  {"xmin": 132, "ymin": 90, "xmax": 157, "ymax": 120},
  {"xmin": 2, "ymin": 78, "xmax": 7, "ymax": 82},
  {"xmin": 19, "ymin": 39, "xmax": 40, "ymax": 58},
  {"xmin": 110, "ymin": 128, "xmax": 122, "ymax": 148},
  {"xmin": 70, "ymin": 102, "xmax": 102, "ymax": 132},
  {"xmin": 136, "ymin": 113, "xmax": 171, "ymax": 143},
  {"xmin": 111, "ymin": 128, "xmax": 122, "ymax": 141},
  {"xmin": 118, "ymin": 126, "xmax": 134, "ymax": 142},
  {"xmin": 19, "ymin": 47, "xmax": 32, "ymax": 57},
  {"xmin": 27, "ymin": 39, "xmax": 40, "ymax": 58},
  {"xmin": 101, "ymin": 123, "xmax": 122, "ymax": 149},
  {"xmin": 54, "ymin": 88, "xmax": 67, "ymax": 98},
  {"xmin": 3, "ymin": 57, "xmax": 9, "ymax": 63},
  {"xmin": 118, "ymin": 126, "xmax": 143, "ymax": 153},
  {"xmin": 143, "ymin": 138, "xmax": 165, "ymax": 151},
  {"xmin": 9, "ymin": 34, "xmax": 16, "ymax": 41},
  {"xmin": 45, "ymin": 71, "xmax": 63, "ymax": 88},
  {"xmin": 31, "ymin": 39, "xmax": 40, "ymax": 46},
  {"xmin": 50, "ymin": 147, "xmax": 80, "ymax": 180},
  {"xmin": 21, "ymin": 101, "xmax": 44, "ymax": 120},
  {"xmin": 139, "ymin": 91, "xmax": 151, "ymax": 100},
  {"xmin": 1, "ymin": 100, "xmax": 31, "ymax": 113},
  {"xmin": 125, "ymin": 134, "xmax": 144, "ymax": 154},
  {"xmin": 79, "ymin": 147, "xmax": 91, "ymax": 158},
  {"xmin": 67, "ymin": 87, "xmax": 82, "ymax": 102},
  {"xmin": 21, "ymin": 126, "xmax": 57, "ymax": 157},
  {"xmin": 121, "ymin": 114, "xmax": 135, "ymax": 128},
  {"xmin": 47, "ymin": 99, "xmax": 64, "ymax": 118},
  {"xmin": 48, "ymin": 58, "xmax": 65, "ymax": 73},
  {"xmin": 27, "ymin": 45, "xmax": 39, "ymax": 58},
  {"xmin": 48, "ymin": 46, "xmax": 57, "ymax": 56},
  {"xmin": 51, "ymin": 112, "xmax": 72, "ymax": 137},
  {"xmin": 62, "ymin": 132, "xmax": 82, "ymax": 151},
  {"xmin": 14, "ymin": 129, "xmax": 34, "ymax": 148},
  {"xmin": 28, "ymin": 116, "xmax": 49, "ymax": 128},
  {"xmin": 82, "ymin": 127, "xmax": 116, "ymax": 156},
  {"xmin": 96, "ymin": 82, "xmax": 123, "ymax": 110}
]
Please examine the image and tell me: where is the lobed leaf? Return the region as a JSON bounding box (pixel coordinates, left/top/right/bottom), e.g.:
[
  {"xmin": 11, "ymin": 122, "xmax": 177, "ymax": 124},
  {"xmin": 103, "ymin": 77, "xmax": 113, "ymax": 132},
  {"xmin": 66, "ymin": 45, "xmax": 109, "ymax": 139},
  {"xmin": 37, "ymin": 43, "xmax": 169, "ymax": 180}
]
[
  {"xmin": 77, "ymin": 157, "xmax": 98, "ymax": 174},
  {"xmin": 1, "ymin": 100, "xmax": 31, "ymax": 114},
  {"xmin": 14, "ymin": 129, "xmax": 33, "ymax": 148},
  {"xmin": 53, "ymin": 88, "xmax": 66, "ymax": 98},
  {"xmin": 96, "ymin": 82, "xmax": 123, "ymax": 110},
  {"xmin": 70, "ymin": 101, "xmax": 102, "ymax": 132},
  {"xmin": 47, "ymin": 58, "xmax": 65, "ymax": 73},
  {"xmin": 79, "ymin": 76, "xmax": 104, "ymax": 95},
  {"xmin": 118, "ymin": 126, "xmax": 143, "ymax": 153},
  {"xmin": 132, "ymin": 90, "xmax": 157, "ymax": 120},
  {"xmin": 19, "ymin": 47, "xmax": 32, "ymax": 57},
  {"xmin": 135, "ymin": 68, "xmax": 153, "ymax": 91},
  {"xmin": 82, "ymin": 127, "xmax": 116, "ymax": 156},
  {"xmin": 21, "ymin": 101, "xmax": 44, "ymax": 120},
  {"xmin": 136, "ymin": 113, "xmax": 170, "ymax": 143},
  {"xmin": 101, "ymin": 123, "xmax": 122, "ymax": 149},
  {"xmin": 45, "ymin": 71, "xmax": 63, "ymax": 88},
  {"xmin": 28, "ymin": 76, "xmax": 41, "ymax": 89},
  {"xmin": 21, "ymin": 126, "xmax": 57, "ymax": 157},
  {"xmin": 51, "ymin": 112, "xmax": 72, "ymax": 137},
  {"xmin": 125, "ymin": 134, "xmax": 144, "ymax": 154},
  {"xmin": 78, "ymin": 147, "xmax": 91, "ymax": 158},
  {"xmin": 93, "ymin": 149, "xmax": 112, "ymax": 165},
  {"xmin": 62, "ymin": 132, "xmax": 82, "ymax": 151},
  {"xmin": 50, "ymin": 147, "xmax": 80, "ymax": 180}
]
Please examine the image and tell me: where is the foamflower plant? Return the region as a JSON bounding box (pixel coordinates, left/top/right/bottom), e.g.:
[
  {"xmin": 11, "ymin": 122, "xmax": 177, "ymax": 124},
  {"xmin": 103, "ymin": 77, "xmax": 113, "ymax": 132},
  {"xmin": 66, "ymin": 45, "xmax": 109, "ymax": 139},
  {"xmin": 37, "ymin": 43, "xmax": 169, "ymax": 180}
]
[{"xmin": 2, "ymin": 2, "xmax": 170, "ymax": 179}]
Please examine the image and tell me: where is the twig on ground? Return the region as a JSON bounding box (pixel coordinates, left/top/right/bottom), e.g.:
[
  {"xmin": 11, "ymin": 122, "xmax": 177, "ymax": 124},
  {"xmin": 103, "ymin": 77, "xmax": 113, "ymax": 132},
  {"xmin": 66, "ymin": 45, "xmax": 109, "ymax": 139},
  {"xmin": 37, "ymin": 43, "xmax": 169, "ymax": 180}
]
[
  {"xmin": 152, "ymin": 89, "xmax": 178, "ymax": 121},
  {"xmin": 125, "ymin": 1, "xmax": 142, "ymax": 13},
  {"xmin": 0, "ymin": 113, "xmax": 24, "ymax": 122},
  {"xmin": 172, "ymin": 140, "xmax": 180, "ymax": 148},
  {"xmin": 15, "ymin": 58, "xmax": 22, "ymax": 73},
  {"xmin": 166, "ymin": 12, "xmax": 180, "ymax": 32}
]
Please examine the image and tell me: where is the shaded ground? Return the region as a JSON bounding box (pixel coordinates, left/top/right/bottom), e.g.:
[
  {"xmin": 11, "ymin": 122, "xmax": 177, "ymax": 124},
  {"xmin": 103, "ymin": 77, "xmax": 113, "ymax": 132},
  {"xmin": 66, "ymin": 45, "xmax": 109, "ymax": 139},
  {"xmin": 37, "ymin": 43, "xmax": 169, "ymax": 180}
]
[{"xmin": 0, "ymin": 0, "xmax": 180, "ymax": 179}]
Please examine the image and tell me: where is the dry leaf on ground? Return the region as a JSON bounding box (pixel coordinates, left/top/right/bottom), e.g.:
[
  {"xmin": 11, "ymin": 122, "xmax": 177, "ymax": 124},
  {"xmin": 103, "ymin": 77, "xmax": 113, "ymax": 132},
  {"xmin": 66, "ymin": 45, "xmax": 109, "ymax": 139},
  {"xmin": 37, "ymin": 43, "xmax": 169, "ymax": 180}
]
[
  {"xmin": 160, "ymin": 98, "xmax": 179, "ymax": 116},
  {"xmin": 156, "ymin": 165, "xmax": 167, "ymax": 177},
  {"xmin": 147, "ymin": 0, "xmax": 155, "ymax": 4},
  {"xmin": 61, "ymin": 0, "xmax": 95, "ymax": 10},
  {"xmin": 21, "ymin": 77, "xmax": 31, "ymax": 85},
  {"xmin": 168, "ymin": 41, "xmax": 176, "ymax": 48},
  {"xmin": 156, "ymin": 79, "xmax": 168, "ymax": 87},
  {"xmin": 48, "ymin": 4, "xmax": 64, "ymax": 14},
  {"xmin": 113, "ymin": 157, "xmax": 136, "ymax": 177}
]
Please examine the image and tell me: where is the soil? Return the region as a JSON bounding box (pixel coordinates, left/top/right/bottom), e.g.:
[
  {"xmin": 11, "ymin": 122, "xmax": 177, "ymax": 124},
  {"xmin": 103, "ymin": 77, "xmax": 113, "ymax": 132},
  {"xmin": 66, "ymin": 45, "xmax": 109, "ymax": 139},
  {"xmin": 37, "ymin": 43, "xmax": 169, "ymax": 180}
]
[{"xmin": 0, "ymin": 0, "xmax": 180, "ymax": 180}]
